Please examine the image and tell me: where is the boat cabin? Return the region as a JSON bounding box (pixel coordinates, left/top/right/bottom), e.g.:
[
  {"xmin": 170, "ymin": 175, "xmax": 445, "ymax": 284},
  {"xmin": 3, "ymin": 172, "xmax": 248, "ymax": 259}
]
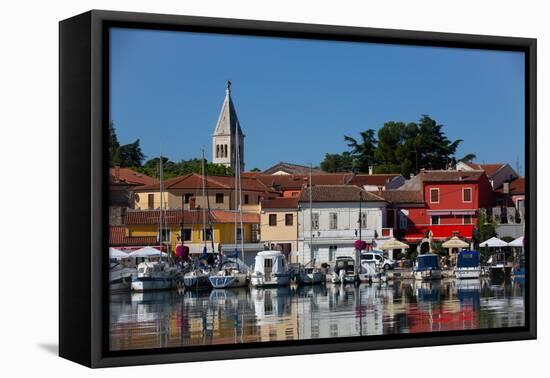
[
  {"xmin": 415, "ymin": 254, "xmax": 440, "ymax": 271},
  {"xmin": 253, "ymin": 251, "xmax": 288, "ymax": 278},
  {"xmin": 456, "ymin": 251, "xmax": 480, "ymax": 268},
  {"xmin": 334, "ymin": 256, "xmax": 355, "ymax": 275}
]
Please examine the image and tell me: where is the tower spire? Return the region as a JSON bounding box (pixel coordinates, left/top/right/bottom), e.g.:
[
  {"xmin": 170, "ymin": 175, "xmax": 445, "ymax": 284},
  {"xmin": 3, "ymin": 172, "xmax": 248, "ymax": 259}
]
[{"xmin": 212, "ymin": 81, "xmax": 245, "ymax": 172}]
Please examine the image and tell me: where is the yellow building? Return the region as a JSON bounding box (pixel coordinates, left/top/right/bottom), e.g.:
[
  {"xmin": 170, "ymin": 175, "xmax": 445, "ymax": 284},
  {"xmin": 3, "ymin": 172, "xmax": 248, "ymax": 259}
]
[
  {"xmin": 122, "ymin": 208, "xmax": 261, "ymax": 258},
  {"xmin": 260, "ymin": 197, "xmax": 300, "ymax": 263},
  {"xmin": 133, "ymin": 173, "xmax": 279, "ymax": 214}
]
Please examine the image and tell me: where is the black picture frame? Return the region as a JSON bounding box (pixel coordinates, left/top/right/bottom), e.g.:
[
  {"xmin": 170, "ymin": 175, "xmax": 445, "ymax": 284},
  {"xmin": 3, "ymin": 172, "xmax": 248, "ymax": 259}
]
[{"xmin": 59, "ymin": 9, "xmax": 537, "ymax": 368}]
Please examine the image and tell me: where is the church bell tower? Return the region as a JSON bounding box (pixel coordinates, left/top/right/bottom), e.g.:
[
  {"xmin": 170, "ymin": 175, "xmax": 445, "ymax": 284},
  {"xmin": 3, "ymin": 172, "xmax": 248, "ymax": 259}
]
[{"xmin": 212, "ymin": 81, "xmax": 245, "ymax": 172}]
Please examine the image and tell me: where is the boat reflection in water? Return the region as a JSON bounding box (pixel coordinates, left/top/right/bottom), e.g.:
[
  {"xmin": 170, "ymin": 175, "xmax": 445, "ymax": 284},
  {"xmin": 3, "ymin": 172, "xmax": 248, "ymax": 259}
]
[{"xmin": 109, "ymin": 278, "xmax": 526, "ymax": 351}]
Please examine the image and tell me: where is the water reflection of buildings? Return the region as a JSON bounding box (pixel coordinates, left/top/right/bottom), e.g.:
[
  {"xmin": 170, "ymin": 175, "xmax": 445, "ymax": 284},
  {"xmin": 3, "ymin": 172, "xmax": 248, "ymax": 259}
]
[
  {"xmin": 251, "ymin": 287, "xmax": 299, "ymax": 342},
  {"xmin": 110, "ymin": 279, "xmax": 526, "ymax": 351}
]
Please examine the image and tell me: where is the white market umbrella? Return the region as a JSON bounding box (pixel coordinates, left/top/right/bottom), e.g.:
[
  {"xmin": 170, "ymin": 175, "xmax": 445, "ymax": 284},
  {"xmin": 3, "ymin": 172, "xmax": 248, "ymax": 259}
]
[
  {"xmin": 109, "ymin": 247, "xmax": 129, "ymax": 259},
  {"xmin": 479, "ymin": 237, "xmax": 508, "ymax": 248},
  {"xmin": 128, "ymin": 246, "xmax": 168, "ymax": 258},
  {"xmin": 508, "ymin": 236, "xmax": 524, "ymax": 248},
  {"xmin": 442, "ymin": 236, "xmax": 469, "ymax": 249},
  {"xmin": 378, "ymin": 238, "xmax": 409, "ymax": 250}
]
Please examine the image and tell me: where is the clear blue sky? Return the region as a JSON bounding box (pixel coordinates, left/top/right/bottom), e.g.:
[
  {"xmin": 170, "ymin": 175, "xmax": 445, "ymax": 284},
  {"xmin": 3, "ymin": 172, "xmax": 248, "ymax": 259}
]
[{"xmin": 110, "ymin": 28, "xmax": 525, "ymax": 173}]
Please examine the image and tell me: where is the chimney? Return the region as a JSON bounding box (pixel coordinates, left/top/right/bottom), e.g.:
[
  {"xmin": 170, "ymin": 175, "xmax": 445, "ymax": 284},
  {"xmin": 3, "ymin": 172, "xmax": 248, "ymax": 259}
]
[
  {"xmin": 114, "ymin": 164, "xmax": 120, "ymax": 181},
  {"xmin": 189, "ymin": 196, "xmax": 196, "ymax": 209},
  {"xmin": 503, "ymin": 182, "xmax": 510, "ymax": 194}
]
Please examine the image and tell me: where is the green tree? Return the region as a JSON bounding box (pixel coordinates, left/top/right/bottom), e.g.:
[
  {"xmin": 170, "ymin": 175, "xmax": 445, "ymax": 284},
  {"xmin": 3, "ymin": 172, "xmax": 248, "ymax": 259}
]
[
  {"xmin": 459, "ymin": 153, "xmax": 477, "ymax": 163},
  {"xmin": 473, "ymin": 209, "xmax": 497, "ymax": 263},
  {"xmin": 109, "ymin": 122, "xmax": 121, "ymax": 166},
  {"xmin": 320, "ymin": 151, "xmax": 354, "ymax": 172},
  {"xmin": 344, "ymin": 129, "xmax": 377, "ymax": 172},
  {"xmin": 138, "ymin": 157, "xmax": 233, "ymax": 179},
  {"xmin": 118, "ymin": 139, "xmax": 145, "ymax": 167},
  {"xmin": 249, "ymin": 167, "xmax": 261, "ymax": 172},
  {"xmin": 374, "ymin": 122, "xmax": 406, "ymax": 174}
]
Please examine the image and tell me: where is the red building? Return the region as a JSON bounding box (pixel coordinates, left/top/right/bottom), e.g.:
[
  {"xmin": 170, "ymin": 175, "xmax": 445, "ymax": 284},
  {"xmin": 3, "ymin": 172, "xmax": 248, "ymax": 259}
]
[{"xmin": 383, "ymin": 170, "xmax": 493, "ymax": 245}]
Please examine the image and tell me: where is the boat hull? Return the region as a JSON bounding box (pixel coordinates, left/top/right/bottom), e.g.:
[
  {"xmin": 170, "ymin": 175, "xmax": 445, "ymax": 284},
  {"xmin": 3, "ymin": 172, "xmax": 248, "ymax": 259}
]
[
  {"xmin": 209, "ymin": 273, "xmax": 248, "ymax": 288},
  {"xmin": 455, "ymin": 268, "xmax": 481, "ymax": 279},
  {"xmin": 183, "ymin": 274, "xmax": 211, "ymax": 289},
  {"xmin": 250, "ymin": 273, "xmax": 290, "ymax": 287},
  {"xmin": 131, "ymin": 277, "xmax": 178, "ymax": 292},
  {"xmin": 414, "ymin": 269, "xmax": 442, "ymax": 280},
  {"xmin": 296, "ymin": 271, "xmax": 325, "ymax": 285}
]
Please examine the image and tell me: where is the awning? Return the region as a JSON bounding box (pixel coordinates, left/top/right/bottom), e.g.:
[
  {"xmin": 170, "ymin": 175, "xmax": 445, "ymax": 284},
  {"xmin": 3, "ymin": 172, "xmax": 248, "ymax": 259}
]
[
  {"xmin": 427, "ymin": 210, "xmax": 451, "ymax": 216},
  {"xmin": 377, "ymin": 238, "xmax": 409, "ymax": 250},
  {"xmin": 128, "ymin": 246, "xmax": 168, "ymax": 258},
  {"xmin": 479, "ymin": 237, "xmax": 508, "ymax": 248},
  {"xmin": 442, "ymin": 236, "xmax": 469, "ymax": 249},
  {"xmin": 109, "ymin": 247, "xmax": 129, "ymax": 259},
  {"xmin": 452, "ymin": 210, "xmax": 476, "ymax": 215},
  {"xmin": 508, "ymin": 236, "xmax": 524, "ymax": 247}
]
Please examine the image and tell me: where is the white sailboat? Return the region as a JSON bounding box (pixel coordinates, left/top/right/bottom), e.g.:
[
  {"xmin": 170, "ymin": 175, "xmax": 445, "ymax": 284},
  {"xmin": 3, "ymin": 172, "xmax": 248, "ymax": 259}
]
[
  {"xmin": 296, "ymin": 164, "xmax": 325, "ymax": 285},
  {"xmin": 131, "ymin": 153, "xmax": 182, "ymax": 292},
  {"xmin": 209, "ymin": 128, "xmax": 248, "ymax": 288},
  {"xmin": 109, "ymin": 248, "xmax": 135, "ymax": 292}
]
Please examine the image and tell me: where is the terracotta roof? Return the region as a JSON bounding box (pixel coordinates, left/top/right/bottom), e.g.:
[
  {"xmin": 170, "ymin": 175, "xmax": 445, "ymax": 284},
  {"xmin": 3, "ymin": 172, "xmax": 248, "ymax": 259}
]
[
  {"xmin": 262, "ymin": 162, "xmax": 324, "ymax": 175},
  {"xmin": 350, "ymin": 174, "xmax": 401, "ymax": 187},
  {"xmin": 462, "ymin": 163, "xmax": 506, "ymax": 177},
  {"xmin": 379, "ymin": 190, "xmax": 424, "ymax": 204},
  {"xmin": 298, "ymin": 185, "xmax": 386, "ymax": 203},
  {"xmin": 136, "ymin": 173, "xmax": 276, "ymax": 193},
  {"xmin": 421, "ymin": 170, "xmax": 485, "ymax": 183},
  {"xmin": 257, "ymin": 173, "xmax": 354, "ymax": 191},
  {"xmin": 109, "ymin": 167, "xmax": 157, "ymax": 186},
  {"xmin": 109, "ymin": 225, "xmax": 157, "ymax": 246},
  {"xmin": 261, "ymin": 197, "xmax": 299, "ymax": 209},
  {"xmin": 124, "ymin": 209, "xmax": 260, "ymax": 225},
  {"xmin": 495, "ymin": 177, "xmax": 525, "ymax": 195}
]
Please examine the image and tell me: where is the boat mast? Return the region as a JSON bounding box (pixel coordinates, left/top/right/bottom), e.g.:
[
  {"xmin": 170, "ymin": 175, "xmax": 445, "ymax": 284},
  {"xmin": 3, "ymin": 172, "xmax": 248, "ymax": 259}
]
[
  {"xmin": 357, "ymin": 190, "xmax": 363, "ymax": 275},
  {"xmin": 309, "ymin": 164, "xmax": 313, "ymax": 267},
  {"xmin": 202, "ymin": 147, "xmax": 216, "ymax": 254},
  {"xmin": 235, "ymin": 122, "xmax": 245, "ymax": 262},
  {"xmin": 201, "ymin": 147, "xmax": 207, "ymax": 250},
  {"xmin": 159, "ymin": 151, "xmax": 164, "ymax": 262}
]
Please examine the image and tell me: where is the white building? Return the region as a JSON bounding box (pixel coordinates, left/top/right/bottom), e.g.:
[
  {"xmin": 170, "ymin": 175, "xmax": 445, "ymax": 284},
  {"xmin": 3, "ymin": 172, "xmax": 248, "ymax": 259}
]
[
  {"xmin": 456, "ymin": 161, "xmax": 518, "ymax": 190},
  {"xmin": 296, "ymin": 185, "xmax": 390, "ymax": 266},
  {"xmin": 212, "ymin": 81, "xmax": 245, "ymax": 172}
]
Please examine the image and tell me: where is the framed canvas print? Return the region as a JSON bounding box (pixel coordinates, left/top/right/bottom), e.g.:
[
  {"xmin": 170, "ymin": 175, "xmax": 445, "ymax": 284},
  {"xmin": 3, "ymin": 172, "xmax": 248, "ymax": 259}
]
[{"xmin": 59, "ymin": 10, "xmax": 536, "ymax": 368}]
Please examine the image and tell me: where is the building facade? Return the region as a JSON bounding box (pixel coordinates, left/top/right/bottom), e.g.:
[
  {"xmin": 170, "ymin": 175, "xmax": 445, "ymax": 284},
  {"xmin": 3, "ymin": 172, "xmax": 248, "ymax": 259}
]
[
  {"xmin": 122, "ymin": 209, "xmax": 262, "ymax": 265},
  {"xmin": 389, "ymin": 170, "xmax": 493, "ymax": 246},
  {"xmin": 297, "ymin": 185, "xmax": 389, "ymax": 266},
  {"xmin": 260, "ymin": 197, "xmax": 300, "ymax": 262}
]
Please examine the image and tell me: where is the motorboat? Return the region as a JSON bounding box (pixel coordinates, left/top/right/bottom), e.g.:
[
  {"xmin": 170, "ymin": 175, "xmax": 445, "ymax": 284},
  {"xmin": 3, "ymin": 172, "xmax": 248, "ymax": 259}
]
[
  {"xmin": 331, "ymin": 256, "xmax": 357, "ymax": 284},
  {"xmin": 296, "ymin": 266, "xmax": 325, "ymax": 285},
  {"xmin": 413, "ymin": 254, "xmax": 442, "ymax": 280},
  {"xmin": 131, "ymin": 261, "xmax": 182, "ymax": 292},
  {"xmin": 487, "ymin": 252, "xmax": 512, "ymax": 280},
  {"xmin": 250, "ymin": 250, "xmax": 291, "ymax": 287},
  {"xmin": 454, "ymin": 250, "xmax": 481, "ymax": 279},
  {"xmin": 357, "ymin": 260, "xmax": 387, "ymax": 284}
]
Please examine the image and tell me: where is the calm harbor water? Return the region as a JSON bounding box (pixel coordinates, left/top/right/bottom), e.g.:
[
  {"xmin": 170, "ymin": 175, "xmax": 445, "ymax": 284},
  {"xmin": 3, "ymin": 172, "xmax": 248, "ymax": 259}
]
[{"xmin": 109, "ymin": 278, "xmax": 525, "ymax": 351}]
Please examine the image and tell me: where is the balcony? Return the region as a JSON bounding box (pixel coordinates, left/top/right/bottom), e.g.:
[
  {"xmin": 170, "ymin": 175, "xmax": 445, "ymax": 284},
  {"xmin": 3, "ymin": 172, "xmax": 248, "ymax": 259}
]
[{"xmin": 397, "ymin": 224, "xmax": 474, "ymax": 241}]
